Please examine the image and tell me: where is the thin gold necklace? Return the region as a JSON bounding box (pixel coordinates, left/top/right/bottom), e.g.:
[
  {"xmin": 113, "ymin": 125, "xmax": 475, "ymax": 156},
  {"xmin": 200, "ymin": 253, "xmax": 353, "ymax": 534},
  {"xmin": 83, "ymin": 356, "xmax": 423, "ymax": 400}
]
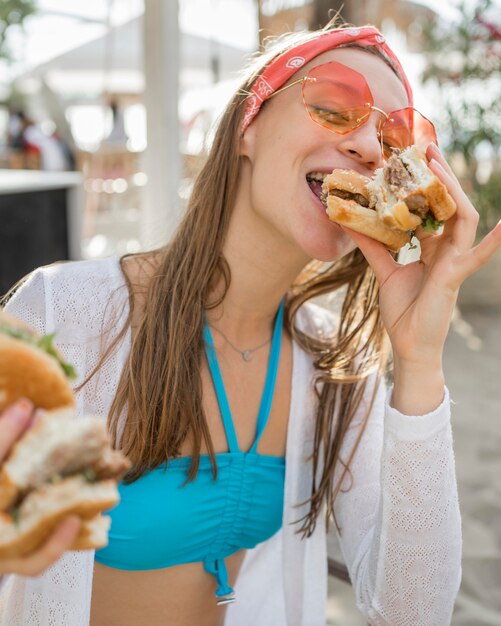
[{"xmin": 209, "ymin": 325, "xmax": 272, "ymax": 362}]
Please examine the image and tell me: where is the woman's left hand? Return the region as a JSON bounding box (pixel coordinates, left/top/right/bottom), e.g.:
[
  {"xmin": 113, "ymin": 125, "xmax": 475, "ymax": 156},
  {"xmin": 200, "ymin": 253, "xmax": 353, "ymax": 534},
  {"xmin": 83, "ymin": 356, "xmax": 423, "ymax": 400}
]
[{"xmin": 342, "ymin": 143, "xmax": 501, "ymax": 369}]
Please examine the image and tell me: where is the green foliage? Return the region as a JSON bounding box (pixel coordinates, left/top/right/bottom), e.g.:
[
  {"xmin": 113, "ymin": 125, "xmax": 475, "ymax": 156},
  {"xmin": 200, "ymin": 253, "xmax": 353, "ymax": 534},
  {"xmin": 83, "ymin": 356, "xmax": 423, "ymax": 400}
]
[
  {"xmin": 419, "ymin": 0, "xmax": 501, "ymax": 232},
  {"xmin": 471, "ymin": 170, "xmax": 501, "ymax": 233},
  {"xmin": 0, "ymin": 0, "xmax": 37, "ymax": 61},
  {"xmin": 420, "ymin": 0, "xmax": 500, "ymax": 159}
]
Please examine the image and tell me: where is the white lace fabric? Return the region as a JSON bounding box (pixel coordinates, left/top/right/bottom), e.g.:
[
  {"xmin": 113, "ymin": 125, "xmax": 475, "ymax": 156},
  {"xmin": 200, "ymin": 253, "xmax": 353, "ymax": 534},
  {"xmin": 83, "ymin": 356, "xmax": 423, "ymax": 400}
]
[{"xmin": 0, "ymin": 257, "xmax": 461, "ymax": 626}]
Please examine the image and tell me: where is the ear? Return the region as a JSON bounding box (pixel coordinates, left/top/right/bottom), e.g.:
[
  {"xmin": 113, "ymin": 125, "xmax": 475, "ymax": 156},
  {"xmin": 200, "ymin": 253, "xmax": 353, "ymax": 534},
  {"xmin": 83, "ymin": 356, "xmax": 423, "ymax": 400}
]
[{"xmin": 239, "ymin": 122, "xmax": 257, "ymax": 159}]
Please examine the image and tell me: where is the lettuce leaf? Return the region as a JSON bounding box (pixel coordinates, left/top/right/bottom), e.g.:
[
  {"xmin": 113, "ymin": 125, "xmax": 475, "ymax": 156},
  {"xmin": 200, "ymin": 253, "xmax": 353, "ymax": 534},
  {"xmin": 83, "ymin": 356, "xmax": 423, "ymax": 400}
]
[
  {"xmin": 0, "ymin": 327, "xmax": 77, "ymax": 380},
  {"xmin": 37, "ymin": 333, "xmax": 77, "ymax": 380},
  {"xmin": 11, "ymin": 507, "xmax": 20, "ymax": 528},
  {"xmin": 421, "ymin": 214, "xmax": 444, "ymax": 233}
]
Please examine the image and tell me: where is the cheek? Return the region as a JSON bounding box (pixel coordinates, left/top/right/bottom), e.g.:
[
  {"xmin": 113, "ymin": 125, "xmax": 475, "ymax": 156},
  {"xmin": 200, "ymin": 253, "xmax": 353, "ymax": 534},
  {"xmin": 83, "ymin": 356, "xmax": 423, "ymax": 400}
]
[
  {"xmin": 249, "ymin": 138, "xmax": 296, "ymax": 214},
  {"xmin": 245, "ymin": 105, "xmax": 357, "ymax": 261}
]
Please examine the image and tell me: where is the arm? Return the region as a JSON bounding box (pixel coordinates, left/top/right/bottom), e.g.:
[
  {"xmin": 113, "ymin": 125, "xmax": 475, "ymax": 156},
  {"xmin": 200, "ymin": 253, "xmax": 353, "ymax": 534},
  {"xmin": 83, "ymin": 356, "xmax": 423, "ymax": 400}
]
[
  {"xmin": 336, "ymin": 143, "xmax": 501, "ymax": 622},
  {"xmin": 1, "ymin": 272, "xmax": 81, "ymax": 583},
  {"xmin": 334, "ymin": 373, "xmax": 461, "ymax": 625}
]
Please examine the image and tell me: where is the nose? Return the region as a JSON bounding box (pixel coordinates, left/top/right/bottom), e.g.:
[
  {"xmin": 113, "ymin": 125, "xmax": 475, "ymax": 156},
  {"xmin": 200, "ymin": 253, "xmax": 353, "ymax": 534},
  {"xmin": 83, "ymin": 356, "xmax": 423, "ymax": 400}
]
[{"xmin": 335, "ymin": 111, "xmax": 384, "ymax": 171}]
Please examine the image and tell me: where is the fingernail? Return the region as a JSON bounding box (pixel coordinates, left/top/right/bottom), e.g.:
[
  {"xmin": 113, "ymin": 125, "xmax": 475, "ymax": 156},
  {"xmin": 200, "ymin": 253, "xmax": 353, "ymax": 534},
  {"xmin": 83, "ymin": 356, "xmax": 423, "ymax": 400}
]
[{"xmin": 5, "ymin": 398, "xmax": 33, "ymax": 423}]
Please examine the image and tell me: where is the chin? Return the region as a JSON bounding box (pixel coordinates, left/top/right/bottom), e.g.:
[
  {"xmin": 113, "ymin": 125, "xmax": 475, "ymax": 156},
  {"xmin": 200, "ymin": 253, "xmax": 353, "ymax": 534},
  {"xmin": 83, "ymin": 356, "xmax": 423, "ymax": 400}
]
[{"xmin": 295, "ymin": 219, "xmax": 356, "ymax": 263}]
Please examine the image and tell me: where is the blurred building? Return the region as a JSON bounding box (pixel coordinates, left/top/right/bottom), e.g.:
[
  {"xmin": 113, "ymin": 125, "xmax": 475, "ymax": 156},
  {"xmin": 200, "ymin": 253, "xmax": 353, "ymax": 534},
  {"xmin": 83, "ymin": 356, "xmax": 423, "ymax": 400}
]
[
  {"xmin": 257, "ymin": 0, "xmax": 435, "ymax": 47},
  {"xmin": 0, "ymin": 4, "xmax": 254, "ymax": 257}
]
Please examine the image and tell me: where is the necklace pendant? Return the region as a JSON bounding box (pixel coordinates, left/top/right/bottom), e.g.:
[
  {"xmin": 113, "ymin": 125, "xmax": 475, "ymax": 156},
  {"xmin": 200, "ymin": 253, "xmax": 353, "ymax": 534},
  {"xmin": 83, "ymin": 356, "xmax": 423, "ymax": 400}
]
[{"xmin": 242, "ymin": 350, "xmax": 252, "ymax": 362}]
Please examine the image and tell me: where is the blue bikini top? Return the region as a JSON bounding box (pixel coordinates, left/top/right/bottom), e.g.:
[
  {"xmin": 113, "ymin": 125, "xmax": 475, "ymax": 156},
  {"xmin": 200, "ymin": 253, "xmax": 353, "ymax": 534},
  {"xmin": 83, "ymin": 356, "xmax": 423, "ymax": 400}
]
[{"xmin": 94, "ymin": 301, "xmax": 286, "ymax": 605}]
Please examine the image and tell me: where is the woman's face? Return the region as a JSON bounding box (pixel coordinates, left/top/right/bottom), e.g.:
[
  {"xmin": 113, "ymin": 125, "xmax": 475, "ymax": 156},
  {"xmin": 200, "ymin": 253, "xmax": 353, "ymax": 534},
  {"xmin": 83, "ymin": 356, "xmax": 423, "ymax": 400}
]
[{"xmin": 240, "ymin": 47, "xmax": 409, "ymax": 262}]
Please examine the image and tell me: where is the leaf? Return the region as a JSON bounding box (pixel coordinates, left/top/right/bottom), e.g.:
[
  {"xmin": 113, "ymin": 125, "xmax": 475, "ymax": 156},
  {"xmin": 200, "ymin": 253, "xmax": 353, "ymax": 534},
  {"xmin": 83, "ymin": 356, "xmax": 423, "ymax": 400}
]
[{"xmin": 421, "ymin": 215, "xmax": 444, "ymax": 233}]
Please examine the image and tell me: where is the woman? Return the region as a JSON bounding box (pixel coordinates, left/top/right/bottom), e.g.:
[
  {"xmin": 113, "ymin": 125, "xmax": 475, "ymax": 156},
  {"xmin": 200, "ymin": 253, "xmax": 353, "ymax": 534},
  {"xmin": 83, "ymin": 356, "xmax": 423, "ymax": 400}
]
[{"xmin": 1, "ymin": 22, "xmax": 500, "ymax": 626}]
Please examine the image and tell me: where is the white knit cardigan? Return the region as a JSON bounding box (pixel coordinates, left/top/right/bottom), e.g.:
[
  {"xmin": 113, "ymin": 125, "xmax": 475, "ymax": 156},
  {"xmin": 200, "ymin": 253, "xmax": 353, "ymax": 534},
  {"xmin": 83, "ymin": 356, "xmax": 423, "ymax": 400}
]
[{"xmin": 0, "ymin": 257, "xmax": 461, "ymax": 625}]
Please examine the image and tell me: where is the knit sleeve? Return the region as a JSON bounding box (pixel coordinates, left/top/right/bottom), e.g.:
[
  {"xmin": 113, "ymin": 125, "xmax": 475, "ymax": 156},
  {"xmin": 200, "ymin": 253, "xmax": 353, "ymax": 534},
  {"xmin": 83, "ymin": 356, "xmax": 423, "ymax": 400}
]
[
  {"xmin": 333, "ymin": 374, "xmax": 462, "ymax": 625},
  {"xmin": 1, "ymin": 271, "xmax": 46, "ymax": 599},
  {"xmin": 0, "ymin": 260, "xmax": 121, "ymax": 624},
  {"xmin": 3, "ymin": 268, "xmax": 48, "ymax": 334}
]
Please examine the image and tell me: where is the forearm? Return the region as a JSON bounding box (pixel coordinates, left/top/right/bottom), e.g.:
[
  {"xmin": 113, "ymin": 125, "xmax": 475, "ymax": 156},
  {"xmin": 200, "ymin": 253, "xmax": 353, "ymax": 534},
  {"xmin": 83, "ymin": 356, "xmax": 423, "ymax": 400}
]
[
  {"xmin": 364, "ymin": 391, "xmax": 461, "ymax": 625},
  {"xmin": 335, "ymin": 378, "xmax": 462, "ymax": 625},
  {"xmin": 391, "ymin": 357, "xmax": 445, "ymax": 415}
]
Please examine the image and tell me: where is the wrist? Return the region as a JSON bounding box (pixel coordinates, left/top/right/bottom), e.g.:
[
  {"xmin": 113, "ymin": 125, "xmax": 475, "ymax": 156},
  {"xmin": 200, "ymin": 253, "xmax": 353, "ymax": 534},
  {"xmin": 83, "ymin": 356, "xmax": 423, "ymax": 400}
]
[
  {"xmin": 391, "ymin": 360, "xmax": 445, "ymax": 416},
  {"xmin": 393, "ymin": 354, "xmax": 443, "ymax": 374}
]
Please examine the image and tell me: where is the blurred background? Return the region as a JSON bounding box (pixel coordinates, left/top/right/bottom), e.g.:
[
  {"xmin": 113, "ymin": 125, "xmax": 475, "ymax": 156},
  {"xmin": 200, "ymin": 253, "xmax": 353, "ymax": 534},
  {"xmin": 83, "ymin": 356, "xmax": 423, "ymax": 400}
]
[{"xmin": 0, "ymin": 1, "xmax": 499, "ymax": 624}]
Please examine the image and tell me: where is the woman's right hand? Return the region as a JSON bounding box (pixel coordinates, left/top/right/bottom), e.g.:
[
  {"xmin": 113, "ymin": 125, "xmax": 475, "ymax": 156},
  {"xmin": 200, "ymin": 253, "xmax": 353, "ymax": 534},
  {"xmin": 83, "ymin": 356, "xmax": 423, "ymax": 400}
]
[{"xmin": 0, "ymin": 399, "xmax": 81, "ymax": 577}]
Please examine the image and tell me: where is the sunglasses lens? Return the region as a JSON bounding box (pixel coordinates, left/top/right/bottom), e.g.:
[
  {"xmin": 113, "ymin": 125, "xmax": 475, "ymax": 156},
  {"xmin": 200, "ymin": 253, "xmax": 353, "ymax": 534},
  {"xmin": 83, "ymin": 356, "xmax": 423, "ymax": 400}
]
[
  {"xmin": 301, "ymin": 62, "xmax": 437, "ymax": 157},
  {"xmin": 382, "ymin": 108, "xmax": 438, "ymax": 158},
  {"xmin": 302, "ymin": 61, "xmax": 373, "ymax": 134}
]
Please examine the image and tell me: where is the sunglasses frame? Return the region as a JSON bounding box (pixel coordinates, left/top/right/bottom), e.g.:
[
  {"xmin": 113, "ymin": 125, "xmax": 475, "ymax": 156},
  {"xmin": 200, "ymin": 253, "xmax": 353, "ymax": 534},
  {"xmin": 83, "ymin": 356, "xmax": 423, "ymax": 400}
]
[{"xmin": 267, "ymin": 61, "xmax": 437, "ymax": 158}]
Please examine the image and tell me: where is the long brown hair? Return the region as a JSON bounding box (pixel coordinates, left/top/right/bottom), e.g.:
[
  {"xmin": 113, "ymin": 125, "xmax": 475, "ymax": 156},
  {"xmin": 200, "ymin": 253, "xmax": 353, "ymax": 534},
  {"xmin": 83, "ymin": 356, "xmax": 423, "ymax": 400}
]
[{"xmin": 80, "ymin": 23, "xmax": 399, "ymax": 537}]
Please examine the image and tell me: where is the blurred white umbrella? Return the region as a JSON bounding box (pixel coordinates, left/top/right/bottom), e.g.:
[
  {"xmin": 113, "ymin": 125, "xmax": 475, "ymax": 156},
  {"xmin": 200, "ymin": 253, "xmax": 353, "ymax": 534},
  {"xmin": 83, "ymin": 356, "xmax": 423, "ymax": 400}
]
[{"xmin": 15, "ymin": 13, "xmax": 252, "ymax": 97}]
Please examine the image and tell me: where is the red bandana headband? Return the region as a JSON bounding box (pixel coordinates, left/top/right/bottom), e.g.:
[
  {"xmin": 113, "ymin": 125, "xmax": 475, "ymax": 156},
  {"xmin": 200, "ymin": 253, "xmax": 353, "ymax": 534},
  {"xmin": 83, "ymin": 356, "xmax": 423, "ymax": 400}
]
[{"xmin": 241, "ymin": 25, "xmax": 413, "ymax": 134}]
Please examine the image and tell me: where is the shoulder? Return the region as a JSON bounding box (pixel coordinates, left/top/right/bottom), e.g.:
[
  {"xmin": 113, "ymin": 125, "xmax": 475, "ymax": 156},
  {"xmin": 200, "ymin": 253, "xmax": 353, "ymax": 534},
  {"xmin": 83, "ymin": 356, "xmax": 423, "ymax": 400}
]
[
  {"xmin": 5, "ymin": 256, "xmax": 124, "ymax": 303},
  {"xmin": 40, "ymin": 256, "xmax": 125, "ymax": 293},
  {"xmin": 294, "ymin": 300, "xmax": 339, "ymax": 338},
  {"xmin": 4, "ymin": 256, "xmax": 127, "ymax": 338},
  {"xmin": 45, "ymin": 256, "xmax": 128, "ymax": 336}
]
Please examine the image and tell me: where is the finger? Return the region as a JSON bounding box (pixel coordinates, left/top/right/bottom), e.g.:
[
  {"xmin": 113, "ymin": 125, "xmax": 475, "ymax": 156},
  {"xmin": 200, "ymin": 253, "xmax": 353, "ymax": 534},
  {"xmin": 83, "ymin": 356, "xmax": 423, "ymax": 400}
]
[
  {"xmin": 426, "ymin": 143, "xmax": 456, "ymax": 178},
  {"xmin": 340, "ymin": 225, "xmax": 399, "ymax": 285},
  {"xmin": 453, "ymin": 219, "xmax": 501, "ymax": 283},
  {"xmin": 0, "ymin": 399, "xmax": 35, "ymax": 462},
  {"xmin": 425, "ymin": 145, "xmax": 479, "ymax": 249},
  {"xmin": 32, "ymin": 409, "xmax": 46, "ymax": 427},
  {"xmin": 0, "ymin": 516, "xmax": 81, "ymax": 577},
  {"xmin": 428, "ymin": 158, "xmax": 479, "ymax": 252}
]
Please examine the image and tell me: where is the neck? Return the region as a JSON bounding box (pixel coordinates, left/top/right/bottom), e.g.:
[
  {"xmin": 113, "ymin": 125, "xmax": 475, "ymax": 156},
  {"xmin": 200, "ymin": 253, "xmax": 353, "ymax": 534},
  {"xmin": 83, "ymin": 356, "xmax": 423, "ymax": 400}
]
[{"xmin": 206, "ymin": 192, "xmax": 310, "ymax": 344}]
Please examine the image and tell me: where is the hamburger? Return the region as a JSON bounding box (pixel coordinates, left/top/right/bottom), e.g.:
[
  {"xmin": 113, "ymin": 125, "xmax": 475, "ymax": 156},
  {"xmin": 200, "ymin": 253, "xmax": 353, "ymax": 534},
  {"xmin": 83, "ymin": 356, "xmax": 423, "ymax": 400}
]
[
  {"xmin": 321, "ymin": 146, "xmax": 457, "ymax": 252},
  {"xmin": 0, "ymin": 309, "xmax": 76, "ymax": 412},
  {"xmin": 0, "ymin": 310, "xmax": 130, "ymax": 558},
  {"xmin": 0, "ymin": 407, "xmax": 130, "ymax": 558}
]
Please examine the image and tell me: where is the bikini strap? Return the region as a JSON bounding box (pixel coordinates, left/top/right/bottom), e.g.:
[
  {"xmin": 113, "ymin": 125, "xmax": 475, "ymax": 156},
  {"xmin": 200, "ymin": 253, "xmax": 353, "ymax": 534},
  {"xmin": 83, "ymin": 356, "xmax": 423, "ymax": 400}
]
[
  {"xmin": 203, "ymin": 324, "xmax": 240, "ymax": 453},
  {"xmin": 203, "ymin": 299, "xmax": 285, "ymax": 455},
  {"xmin": 249, "ymin": 299, "xmax": 284, "ymax": 453},
  {"xmin": 204, "ymin": 557, "xmax": 236, "ymax": 605}
]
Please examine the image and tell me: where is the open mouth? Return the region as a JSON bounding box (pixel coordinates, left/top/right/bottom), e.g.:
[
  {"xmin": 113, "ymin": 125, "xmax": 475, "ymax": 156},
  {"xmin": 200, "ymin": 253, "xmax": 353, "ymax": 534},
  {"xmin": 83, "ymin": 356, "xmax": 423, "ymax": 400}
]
[{"xmin": 306, "ymin": 172, "xmax": 328, "ymax": 207}]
